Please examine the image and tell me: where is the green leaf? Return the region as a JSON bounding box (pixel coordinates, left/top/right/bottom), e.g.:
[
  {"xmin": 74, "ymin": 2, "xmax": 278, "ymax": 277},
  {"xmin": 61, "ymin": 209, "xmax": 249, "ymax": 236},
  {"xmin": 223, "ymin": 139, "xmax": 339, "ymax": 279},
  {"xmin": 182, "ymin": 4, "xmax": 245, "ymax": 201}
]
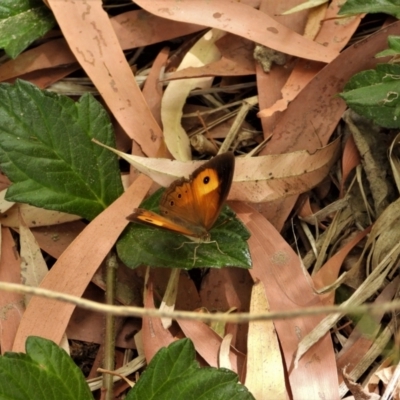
[
  {"xmin": 339, "ymin": 0, "xmax": 400, "ymax": 18},
  {"xmin": 0, "ymin": 80, "xmax": 124, "ymax": 221},
  {"xmin": 0, "ymin": 336, "xmax": 94, "ymax": 400},
  {"xmin": 0, "ymin": 0, "xmax": 56, "ymax": 58},
  {"xmin": 117, "ymin": 189, "xmax": 252, "ymax": 269},
  {"xmin": 375, "ymin": 36, "xmax": 400, "ymax": 58},
  {"xmin": 126, "ymin": 339, "xmax": 255, "ymax": 400},
  {"xmin": 339, "ymin": 63, "xmax": 400, "ymax": 128}
]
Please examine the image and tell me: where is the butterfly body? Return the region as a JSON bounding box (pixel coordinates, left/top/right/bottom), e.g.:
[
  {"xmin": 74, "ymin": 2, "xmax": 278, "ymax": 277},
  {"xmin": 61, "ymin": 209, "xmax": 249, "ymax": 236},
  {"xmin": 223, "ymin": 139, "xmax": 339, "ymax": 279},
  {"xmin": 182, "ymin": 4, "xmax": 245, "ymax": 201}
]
[{"xmin": 127, "ymin": 152, "xmax": 235, "ymax": 240}]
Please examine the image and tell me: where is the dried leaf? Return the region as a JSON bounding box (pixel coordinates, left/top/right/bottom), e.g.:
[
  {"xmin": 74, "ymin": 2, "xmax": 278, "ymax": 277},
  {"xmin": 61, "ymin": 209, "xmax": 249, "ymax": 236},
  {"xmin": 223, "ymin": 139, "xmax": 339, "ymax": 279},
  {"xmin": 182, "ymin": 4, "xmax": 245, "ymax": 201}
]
[
  {"xmin": 0, "ymin": 203, "xmax": 80, "ymax": 229},
  {"xmin": 94, "ymin": 138, "xmax": 340, "ymax": 203},
  {"xmin": 135, "ymin": 0, "xmax": 338, "ymax": 63},
  {"xmin": 389, "ymin": 131, "xmax": 400, "ymax": 193},
  {"xmin": 47, "ymin": 0, "xmax": 163, "ymax": 157},
  {"xmin": 245, "ymin": 281, "xmax": 285, "ymax": 399},
  {"xmin": 161, "ymin": 29, "xmax": 225, "ymax": 161},
  {"xmin": 19, "ymin": 216, "xmax": 48, "ymax": 305}
]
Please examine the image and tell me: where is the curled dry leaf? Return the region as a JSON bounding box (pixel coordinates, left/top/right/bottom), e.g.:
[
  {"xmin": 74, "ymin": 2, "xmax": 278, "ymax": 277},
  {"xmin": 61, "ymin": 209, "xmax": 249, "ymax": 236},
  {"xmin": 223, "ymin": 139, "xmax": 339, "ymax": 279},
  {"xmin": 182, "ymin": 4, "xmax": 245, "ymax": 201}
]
[
  {"xmin": 219, "ymin": 334, "xmax": 233, "ymax": 370},
  {"xmin": 93, "ymin": 137, "xmax": 340, "ymax": 203},
  {"xmin": 373, "ymin": 365, "xmax": 400, "ymax": 400},
  {"xmin": 161, "ymin": 29, "xmax": 225, "ymax": 161},
  {"xmin": 342, "ymin": 366, "xmax": 381, "ymax": 400},
  {"xmin": 166, "ymin": 34, "xmax": 255, "ymax": 80}
]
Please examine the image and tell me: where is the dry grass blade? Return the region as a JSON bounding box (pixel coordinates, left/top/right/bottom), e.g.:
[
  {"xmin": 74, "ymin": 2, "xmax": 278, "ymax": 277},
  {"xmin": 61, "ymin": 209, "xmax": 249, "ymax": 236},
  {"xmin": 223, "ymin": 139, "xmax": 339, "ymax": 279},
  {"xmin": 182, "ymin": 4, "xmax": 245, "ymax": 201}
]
[
  {"xmin": 389, "ymin": 131, "xmax": 400, "ymax": 192},
  {"xmin": 295, "ymin": 240, "xmax": 400, "ymax": 367}
]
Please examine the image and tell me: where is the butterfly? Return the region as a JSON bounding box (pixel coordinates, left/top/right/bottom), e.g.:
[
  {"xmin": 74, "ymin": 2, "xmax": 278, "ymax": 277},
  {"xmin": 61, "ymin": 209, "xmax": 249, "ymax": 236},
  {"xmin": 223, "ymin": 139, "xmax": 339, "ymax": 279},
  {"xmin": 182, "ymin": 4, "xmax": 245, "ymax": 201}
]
[{"xmin": 127, "ymin": 152, "xmax": 235, "ymax": 241}]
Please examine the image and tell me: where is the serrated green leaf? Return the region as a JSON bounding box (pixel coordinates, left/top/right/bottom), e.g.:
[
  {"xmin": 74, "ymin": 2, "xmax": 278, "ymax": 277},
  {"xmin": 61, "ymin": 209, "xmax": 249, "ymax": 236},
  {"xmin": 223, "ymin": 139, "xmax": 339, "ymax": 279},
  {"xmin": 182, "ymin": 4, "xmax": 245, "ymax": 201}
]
[
  {"xmin": 0, "ymin": 0, "xmax": 56, "ymax": 58},
  {"xmin": 0, "ymin": 80, "xmax": 124, "ymax": 221},
  {"xmin": 376, "ymin": 36, "xmax": 400, "ymax": 58},
  {"xmin": 339, "ymin": 64, "xmax": 400, "ymax": 128},
  {"xmin": 116, "ymin": 189, "xmax": 252, "ymax": 269},
  {"xmin": 0, "ymin": 336, "xmax": 94, "ymax": 400},
  {"xmin": 339, "ymin": 0, "xmax": 400, "ymax": 18},
  {"xmin": 126, "ymin": 339, "xmax": 255, "ymax": 400}
]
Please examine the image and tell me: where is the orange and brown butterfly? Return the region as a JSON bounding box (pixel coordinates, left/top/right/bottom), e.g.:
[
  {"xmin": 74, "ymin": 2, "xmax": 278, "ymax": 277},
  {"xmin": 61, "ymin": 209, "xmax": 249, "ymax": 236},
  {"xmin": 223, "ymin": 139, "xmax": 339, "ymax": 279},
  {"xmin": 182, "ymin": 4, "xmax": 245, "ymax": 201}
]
[{"xmin": 127, "ymin": 152, "xmax": 235, "ymax": 241}]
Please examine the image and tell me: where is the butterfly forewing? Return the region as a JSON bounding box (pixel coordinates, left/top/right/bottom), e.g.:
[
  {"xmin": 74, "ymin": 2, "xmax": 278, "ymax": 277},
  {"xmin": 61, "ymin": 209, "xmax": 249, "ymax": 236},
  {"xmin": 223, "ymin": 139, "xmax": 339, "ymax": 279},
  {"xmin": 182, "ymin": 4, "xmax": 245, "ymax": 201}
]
[
  {"xmin": 159, "ymin": 152, "xmax": 235, "ymax": 232},
  {"xmin": 196, "ymin": 153, "xmax": 234, "ymax": 224},
  {"xmin": 191, "ymin": 168, "xmax": 227, "ymax": 229}
]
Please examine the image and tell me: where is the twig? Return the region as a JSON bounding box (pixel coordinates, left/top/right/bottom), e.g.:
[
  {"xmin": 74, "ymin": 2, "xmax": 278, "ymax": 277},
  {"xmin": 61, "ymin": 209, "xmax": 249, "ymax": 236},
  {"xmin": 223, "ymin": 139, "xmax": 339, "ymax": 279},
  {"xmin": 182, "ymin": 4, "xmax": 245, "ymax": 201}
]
[
  {"xmin": 103, "ymin": 252, "xmax": 118, "ymax": 400},
  {"xmin": 1, "ymin": 281, "xmax": 400, "ymax": 323}
]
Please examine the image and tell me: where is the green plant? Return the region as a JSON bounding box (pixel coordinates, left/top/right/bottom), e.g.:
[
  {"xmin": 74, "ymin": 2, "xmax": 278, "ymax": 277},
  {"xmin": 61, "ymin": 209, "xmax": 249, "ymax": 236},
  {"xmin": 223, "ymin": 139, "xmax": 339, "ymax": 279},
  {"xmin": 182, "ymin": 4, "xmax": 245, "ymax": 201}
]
[{"xmin": 0, "ymin": 337, "xmax": 255, "ymax": 400}]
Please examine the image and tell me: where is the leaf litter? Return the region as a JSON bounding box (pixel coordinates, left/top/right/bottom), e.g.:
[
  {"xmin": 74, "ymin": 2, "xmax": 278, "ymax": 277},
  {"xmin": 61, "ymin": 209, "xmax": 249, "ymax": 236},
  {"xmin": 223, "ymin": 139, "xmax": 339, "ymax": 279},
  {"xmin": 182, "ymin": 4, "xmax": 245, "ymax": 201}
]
[{"xmin": 0, "ymin": 1, "xmax": 399, "ymax": 399}]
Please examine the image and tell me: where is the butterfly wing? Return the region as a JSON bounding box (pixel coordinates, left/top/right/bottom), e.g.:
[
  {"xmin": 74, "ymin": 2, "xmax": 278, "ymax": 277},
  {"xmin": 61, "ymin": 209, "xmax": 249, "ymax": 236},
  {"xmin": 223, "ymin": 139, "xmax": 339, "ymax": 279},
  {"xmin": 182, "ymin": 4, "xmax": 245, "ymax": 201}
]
[
  {"xmin": 159, "ymin": 152, "xmax": 235, "ymax": 235},
  {"xmin": 127, "ymin": 208, "xmax": 200, "ymax": 237}
]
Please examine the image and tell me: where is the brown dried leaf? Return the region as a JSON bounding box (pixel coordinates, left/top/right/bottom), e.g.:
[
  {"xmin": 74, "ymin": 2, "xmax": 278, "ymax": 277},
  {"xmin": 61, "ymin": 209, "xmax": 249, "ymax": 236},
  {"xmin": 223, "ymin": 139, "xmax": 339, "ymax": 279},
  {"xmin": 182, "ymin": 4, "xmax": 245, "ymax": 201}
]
[
  {"xmin": 135, "ymin": 0, "xmax": 338, "ymax": 63},
  {"xmin": 47, "ymin": 0, "xmax": 163, "ymax": 157},
  {"xmin": 0, "ymin": 227, "xmax": 24, "ymax": 354}
]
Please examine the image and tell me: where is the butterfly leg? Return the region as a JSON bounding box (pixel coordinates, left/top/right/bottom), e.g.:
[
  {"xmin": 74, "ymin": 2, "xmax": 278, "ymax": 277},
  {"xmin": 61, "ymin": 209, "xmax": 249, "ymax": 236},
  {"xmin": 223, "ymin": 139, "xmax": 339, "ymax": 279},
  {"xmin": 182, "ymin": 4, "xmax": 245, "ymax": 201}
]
[
  {"xmin": 213, "ymin": 240, "xmax": 225, "ymax": 255},
  {"xmin": 174, "ymin": 241, "xmax": 199, "ymax": 266},
  {"xmin": 174, "ymin": 242, "xmax": 185, "ymax": 250},
  {"xmin": 175, "ymin": 240, "xmax": 226, "ymax": 267},
  {"xmin": 191, "ymin": 244, "xmax": 200, "ymax": 267}
]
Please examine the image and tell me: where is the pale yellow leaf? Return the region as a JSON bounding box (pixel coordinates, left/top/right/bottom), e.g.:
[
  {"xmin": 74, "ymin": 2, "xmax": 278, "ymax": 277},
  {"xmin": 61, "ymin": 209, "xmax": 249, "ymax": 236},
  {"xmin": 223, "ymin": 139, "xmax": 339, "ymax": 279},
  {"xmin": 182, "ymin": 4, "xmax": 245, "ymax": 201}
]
[
  {"xmin": 245, "ymin": 281, "xmax": 285, "ymax": 399},
  {"xmin": 160, "ymin": 268, "xmax": 180, "ymax": 329},
  {"xmin": 19, "ymin": 216, "xmax": 49, "ymax": 305},
  {"xmin": 0, "ymin": 189, "xmax": 14, "ymax": 213},
  {"xmin": 94, "ymin": 138, "xmax": 340, "ymax": 203},
  {"xmin": 281, "ymin": 0, "xmax": 328, "ymax": 15},
  {"xmin": 161, "ymin": 29, "xmax": 225, "ymax": 161},
  {"xmin": 0, "ymin": 204, "xmax": 81, "ymax": 229},
  {"xmin": 219, "ymin": 334, "xmax": 233, "ymax": 370}
]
